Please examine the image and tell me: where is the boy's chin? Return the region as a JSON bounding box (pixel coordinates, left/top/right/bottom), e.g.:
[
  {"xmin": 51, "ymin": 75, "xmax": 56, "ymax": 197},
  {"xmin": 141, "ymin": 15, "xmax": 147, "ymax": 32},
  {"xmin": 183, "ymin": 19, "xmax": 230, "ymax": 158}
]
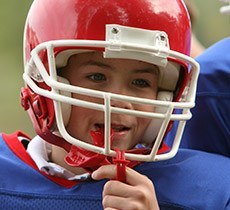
[{"xmin": 111, "ymin": 142, "xmax": 133, "ymax": 151}]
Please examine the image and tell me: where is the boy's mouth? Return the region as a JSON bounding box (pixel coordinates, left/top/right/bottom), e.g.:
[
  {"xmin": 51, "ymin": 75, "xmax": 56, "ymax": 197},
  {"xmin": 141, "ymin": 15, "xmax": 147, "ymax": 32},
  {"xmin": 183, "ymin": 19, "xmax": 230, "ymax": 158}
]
[
  {"xmin": 90, "ymin": 123, "xmax": 131, "ymax": 148},
  {"xmin": 94, "ymin": 123, "xmax": 130, "ymax": 133}
]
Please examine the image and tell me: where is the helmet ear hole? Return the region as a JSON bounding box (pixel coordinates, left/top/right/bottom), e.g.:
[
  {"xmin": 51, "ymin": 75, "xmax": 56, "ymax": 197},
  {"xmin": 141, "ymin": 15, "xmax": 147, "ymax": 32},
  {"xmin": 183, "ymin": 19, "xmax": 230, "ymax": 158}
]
[
  {"xmin": 57, "ymin": 76, "xmax": 72, "ymax": 126},
  {"xmin": 141, "ymin": 91, "xmax": 173, "ymax": 145}
]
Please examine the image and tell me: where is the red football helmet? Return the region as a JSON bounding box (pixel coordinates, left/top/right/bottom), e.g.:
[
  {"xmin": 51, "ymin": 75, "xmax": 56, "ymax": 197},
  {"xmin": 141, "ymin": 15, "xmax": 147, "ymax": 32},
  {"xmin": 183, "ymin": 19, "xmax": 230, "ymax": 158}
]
[{"xmin": 21, "ymin": 0, "xmax": 199, "ymax": 163}]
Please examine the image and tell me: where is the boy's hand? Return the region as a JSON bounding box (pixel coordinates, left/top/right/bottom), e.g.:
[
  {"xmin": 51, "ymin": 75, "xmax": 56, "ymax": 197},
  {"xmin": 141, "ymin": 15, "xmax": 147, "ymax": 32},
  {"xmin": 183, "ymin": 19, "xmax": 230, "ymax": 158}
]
[{"xmin": 92, "ymin": 165, "xmax": 159, "ymax": 210}]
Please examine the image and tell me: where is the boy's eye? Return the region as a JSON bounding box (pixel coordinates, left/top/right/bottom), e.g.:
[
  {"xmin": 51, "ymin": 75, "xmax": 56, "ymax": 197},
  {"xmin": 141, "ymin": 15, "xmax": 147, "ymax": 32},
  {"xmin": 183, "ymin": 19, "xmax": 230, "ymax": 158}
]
[
  {"xmin": 132, "ymin": 79, "xmax": 150, "ymax": 88},
  {"xmin": 87, "ymin": 73, "xmax": 106, "ymax": 82}
]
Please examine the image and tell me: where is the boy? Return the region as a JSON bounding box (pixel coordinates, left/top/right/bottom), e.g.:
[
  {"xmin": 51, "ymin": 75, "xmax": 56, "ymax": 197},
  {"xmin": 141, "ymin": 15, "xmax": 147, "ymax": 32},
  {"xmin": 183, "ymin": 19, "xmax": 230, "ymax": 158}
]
[{"xmin": 0, "ymin": 0, "xmax": 229, "ymax": 209}]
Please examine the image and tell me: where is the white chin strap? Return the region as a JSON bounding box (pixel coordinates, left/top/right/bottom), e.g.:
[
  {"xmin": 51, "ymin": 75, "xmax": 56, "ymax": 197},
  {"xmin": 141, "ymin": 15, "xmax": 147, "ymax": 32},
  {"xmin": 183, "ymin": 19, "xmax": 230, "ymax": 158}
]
[{"xmin": 141, "ymin": 91, "xmax": 173, "ymax": 145}]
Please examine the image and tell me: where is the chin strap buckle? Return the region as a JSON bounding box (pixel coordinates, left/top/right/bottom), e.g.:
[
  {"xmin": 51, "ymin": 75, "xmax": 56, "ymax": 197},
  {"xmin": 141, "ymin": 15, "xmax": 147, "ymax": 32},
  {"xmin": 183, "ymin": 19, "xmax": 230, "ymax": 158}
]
[{"xmin": 113, "ymin": 149, "xmax": 130, "ymax": 183}]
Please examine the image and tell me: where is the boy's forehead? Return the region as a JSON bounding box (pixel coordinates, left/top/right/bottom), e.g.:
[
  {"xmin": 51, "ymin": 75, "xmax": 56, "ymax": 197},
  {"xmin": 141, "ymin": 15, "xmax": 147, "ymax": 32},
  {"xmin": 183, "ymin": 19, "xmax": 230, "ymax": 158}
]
[{"xmin": 68, "ymin": 51, "xmax": 159, "ymax": 71}]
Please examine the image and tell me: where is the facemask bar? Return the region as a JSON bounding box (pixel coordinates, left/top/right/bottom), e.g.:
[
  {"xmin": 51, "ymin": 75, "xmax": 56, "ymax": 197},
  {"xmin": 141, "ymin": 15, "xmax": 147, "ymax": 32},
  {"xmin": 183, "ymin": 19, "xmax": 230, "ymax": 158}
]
[{"xmin": 23, "ymin": 25, "xmax": 199, "ymax": 162}]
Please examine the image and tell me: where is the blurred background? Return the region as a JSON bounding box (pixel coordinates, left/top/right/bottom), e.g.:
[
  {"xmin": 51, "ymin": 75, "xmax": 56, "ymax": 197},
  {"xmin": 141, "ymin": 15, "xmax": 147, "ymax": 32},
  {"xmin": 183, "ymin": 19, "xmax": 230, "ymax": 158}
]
[{"xmin": 0, "ymin": 0, "xmax": 229, "ymax": 137}]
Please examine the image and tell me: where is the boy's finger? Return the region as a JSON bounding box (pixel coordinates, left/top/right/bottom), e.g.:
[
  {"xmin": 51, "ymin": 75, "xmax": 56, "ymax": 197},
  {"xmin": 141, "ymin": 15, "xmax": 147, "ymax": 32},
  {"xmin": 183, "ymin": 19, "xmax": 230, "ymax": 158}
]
[
  {"xmin": 92, "ymin": 165, "xmax": 149, "ymax": 187},
  {"xmin": 91, "ymin": 165, "xmax": 117, "ymax": 180}
]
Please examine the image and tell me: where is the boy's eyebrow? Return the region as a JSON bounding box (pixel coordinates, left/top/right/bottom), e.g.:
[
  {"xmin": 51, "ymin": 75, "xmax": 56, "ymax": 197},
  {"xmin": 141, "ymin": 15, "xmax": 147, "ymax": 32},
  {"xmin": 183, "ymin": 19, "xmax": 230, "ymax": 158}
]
[
  {"xmin": 81, "ymin": 60, "xmax": 113, "ymax": 69},
  {"xmin": 133, "ymin": 67, "xmax": 159, "ymax": 76},
  {"xmin": 82, "ymin": 60, "xmax": 159, "ymax": 75}
]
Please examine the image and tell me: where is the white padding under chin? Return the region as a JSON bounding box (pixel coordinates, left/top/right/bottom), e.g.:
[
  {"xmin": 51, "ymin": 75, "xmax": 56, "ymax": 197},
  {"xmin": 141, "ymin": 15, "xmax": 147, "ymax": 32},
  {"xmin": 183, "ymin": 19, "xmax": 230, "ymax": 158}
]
[{"xmin": 141, "ymin": 91, "xmax": 173, "ymax": 145}]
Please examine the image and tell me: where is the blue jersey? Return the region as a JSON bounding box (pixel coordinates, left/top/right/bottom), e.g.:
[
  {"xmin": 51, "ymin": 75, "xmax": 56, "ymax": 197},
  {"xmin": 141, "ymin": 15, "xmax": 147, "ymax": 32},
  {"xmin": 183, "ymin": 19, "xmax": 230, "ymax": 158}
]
[
  {"xmin": 180, "ymin": 38, "xmax": 230, "ymax": 156},
  {"xmin": 0, "ymin": 132, "xmax": 230, "ymax": 210}
]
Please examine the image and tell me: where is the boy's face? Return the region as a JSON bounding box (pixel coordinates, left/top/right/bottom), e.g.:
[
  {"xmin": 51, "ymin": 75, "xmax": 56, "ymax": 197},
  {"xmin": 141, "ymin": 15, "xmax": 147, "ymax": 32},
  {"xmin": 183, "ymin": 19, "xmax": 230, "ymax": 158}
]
[{"xmin": 61, "ymin": 52, "xmax": 159, "ymax": 150}]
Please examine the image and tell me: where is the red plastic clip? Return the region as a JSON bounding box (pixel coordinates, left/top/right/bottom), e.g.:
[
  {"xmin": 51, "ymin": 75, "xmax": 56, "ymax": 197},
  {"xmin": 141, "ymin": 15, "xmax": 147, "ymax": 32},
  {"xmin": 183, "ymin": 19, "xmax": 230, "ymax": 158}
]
[{"xmin": 113, "ymin": 149, "xmax": 130, "ymax": 183}]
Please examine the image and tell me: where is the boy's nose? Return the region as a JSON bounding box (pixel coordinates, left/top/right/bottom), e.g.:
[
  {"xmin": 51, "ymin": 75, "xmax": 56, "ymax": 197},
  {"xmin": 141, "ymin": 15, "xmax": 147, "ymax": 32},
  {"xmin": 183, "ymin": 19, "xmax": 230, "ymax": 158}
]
[
  {"xmin": 109, "ymin": 84, "xmax": 134, "ymax": 110},
  {"xmin": 110, "ymin": 98, "xmax": 133, "ymax": 110}
]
